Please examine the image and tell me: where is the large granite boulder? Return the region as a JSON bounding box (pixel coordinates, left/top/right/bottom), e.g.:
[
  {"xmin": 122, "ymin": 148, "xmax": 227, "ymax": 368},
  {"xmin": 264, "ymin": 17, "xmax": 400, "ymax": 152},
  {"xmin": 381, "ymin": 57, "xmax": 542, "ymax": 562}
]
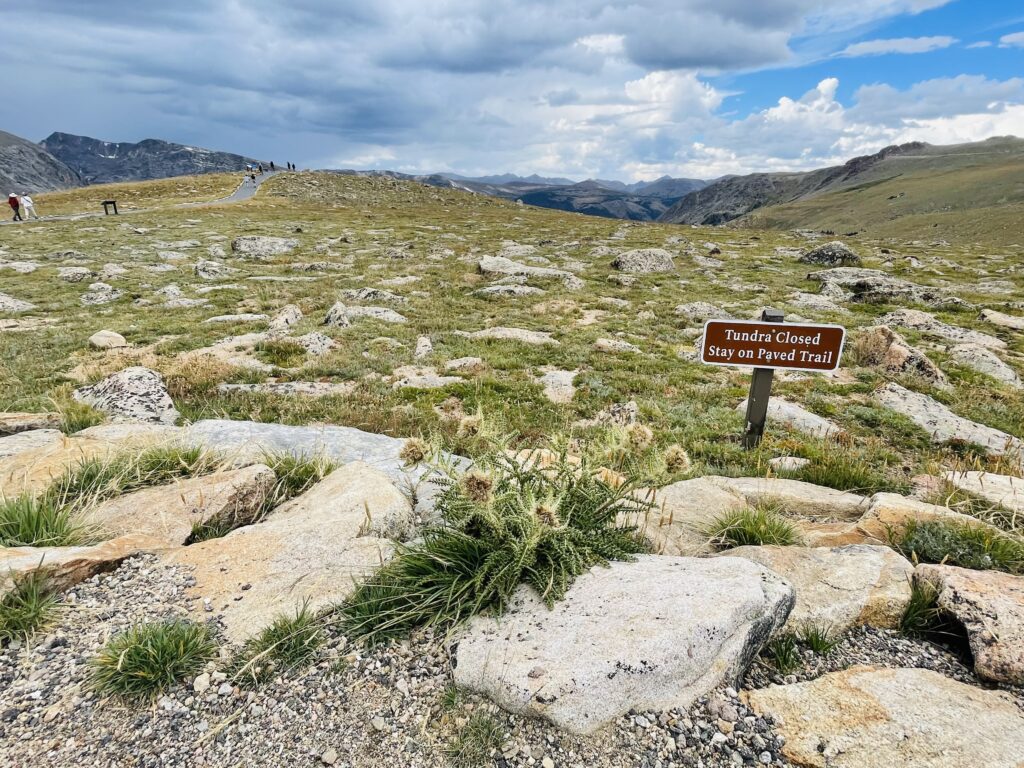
[
  {"xmin": 453, "ymin": 555, "xmax": 794, "ymax": 735},
  {"xmin": 799, "ymin": 241, "xmax": 860, "ymax": 267},
  {"xmin": 947, "ymin": 344, "xmax": 1021, "ymax": 388},
  {"xmin": 745, "ymin": 666, "xmax": 1024, "ymax": 768},
  {"xmin": 163, "ymin": 462, "xmax": 408, "ymax": 642},
  {"xmin": 85, "ymin": 464, "xmax": 275, "ymax": 545},
  {"xmin": 0, "ymin": 429, "xmax": 64, "ymax": 460},
  {"xmin": 878, "ymin": 308, "xmax": 1005, "ymax": 350},
  {"xmin": 915, "ymin": 564, "xmax": 1024, "ymax": 685},
  {"xmin": 719, "ymin": 545, "xmax": 913, "ymax": 631},
  {"xmin": 611, "ymin": 248, "xmax": 675, "ymax": 274},
  {"xmin": 73, "ymin": 366, "xmax": 180, "ymax": 425}
]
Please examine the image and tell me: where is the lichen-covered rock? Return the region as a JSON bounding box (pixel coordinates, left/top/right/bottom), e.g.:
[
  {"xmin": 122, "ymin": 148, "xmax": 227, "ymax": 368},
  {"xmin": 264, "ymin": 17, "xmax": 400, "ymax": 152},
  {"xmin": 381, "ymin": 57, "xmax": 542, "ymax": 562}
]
[
  {"xmin": 0, "ymin": 292, "xmax": 35, "ymax": 312},
  {"xmin": 611, "ymin": 248, "xmax": 675, "ymax": 274},
  {"xmin": 466, "ymin": 326, "xmax": 558, "ymax": 345},
  {"xmin": 453, "ymin": 556, "xmax": 794, "ymax": 735},
  {"xmin": 878, "ymin": 308, "xmax": 1005, "ymax": 349},
  {"xmin": 745, "ymin": 666, "xmax": 1024, "ymax": 768},
  {"xmin": 853, "ymin": 325, "xmax": 946, "ymax": 385},
  {"xmin": 948, "ymin": 343, "xmax": 1021, "ymax": 388},
  {"xmin": 73, "ymin": 366, "xmax": 180, "ymax": 425},
  {"xmin": 799, "ymin": 241, "xmax": 861, "ymax": 267},
  {"xmin": 943, "ymin": 470, "xmax": 1024, "ymax": 514},
  {"xmin": 708, "ymin": 477, "xmax": 868, "ymax": 520},
  {"xmin": 324, "ymin": 302, "xmax": 407, "ymax": 326},
  {"xmin": 0, "ymin": 411, "xmax": 61, "ymax": 435},
  {"xmin": 230, "ymin": 235, "xmax": 298, "ymax": 259},
  {"xmin": 479, "ymin": 255, "xmax": 583, "ymax": 290}
]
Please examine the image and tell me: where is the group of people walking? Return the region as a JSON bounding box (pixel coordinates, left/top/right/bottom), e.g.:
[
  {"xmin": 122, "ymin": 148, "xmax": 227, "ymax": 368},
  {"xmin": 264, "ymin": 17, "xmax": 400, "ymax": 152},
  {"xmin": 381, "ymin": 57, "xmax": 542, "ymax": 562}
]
[
  {"xmin": 8, "ymin": 192, "xmax": 38, "ymax": 221},
  {"xmin": 244, "ymin": 161, "xmax": 296, "ymax": 185}
]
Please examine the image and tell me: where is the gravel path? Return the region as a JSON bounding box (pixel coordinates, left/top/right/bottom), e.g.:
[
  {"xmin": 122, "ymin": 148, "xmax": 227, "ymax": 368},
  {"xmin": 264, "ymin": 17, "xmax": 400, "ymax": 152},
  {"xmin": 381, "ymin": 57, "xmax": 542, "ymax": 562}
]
[{"xmin": 3, "ymin": 557, "xmax": 1020, "ymax": 767}]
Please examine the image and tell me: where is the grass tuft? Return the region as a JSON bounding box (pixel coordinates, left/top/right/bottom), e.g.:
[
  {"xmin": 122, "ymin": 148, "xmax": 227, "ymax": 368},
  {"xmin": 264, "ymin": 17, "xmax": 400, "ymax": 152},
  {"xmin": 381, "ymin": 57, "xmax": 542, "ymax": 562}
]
[
  {"xmin": 230, "ymin": 602, "xmax": 324, "ymax": 686},
  {"xmin": 339, "ymin": 447, "xmax": 651, "ymax": 644},
  {"xmin": 50, "ymin": 384, "xmax": 105, "ymax": 434},
  {"xmin": 258, "ymin": 452, "xmax": 338, "ymax": 515},
  {"xmin": 765, "ymin": 634, "xmax": 801, "ymax": 675},
  {"xmin": 0, "ymin": 494, "xmax": 90, "ymax": 547},
  {"xmin": 444, "ymin": 712, "xmax": 504, "ymax": 768},
  {"xmin": 90, "ymin": 620, "xmax": 216, "ymax": 699},
  {"xmin": 797, "ymin": 623, "xmax": 839, "ymax": 655},
  {"xmin": 894, "ymin": 519, "xmax": 1024, "ymax": 574},
  {"xmin": 0, "ymin": 572, "xmax": 60, "ymax": 644},
  {"xmin": 706, "ymin": 505, "xmax": 801, "ymax": 549}
]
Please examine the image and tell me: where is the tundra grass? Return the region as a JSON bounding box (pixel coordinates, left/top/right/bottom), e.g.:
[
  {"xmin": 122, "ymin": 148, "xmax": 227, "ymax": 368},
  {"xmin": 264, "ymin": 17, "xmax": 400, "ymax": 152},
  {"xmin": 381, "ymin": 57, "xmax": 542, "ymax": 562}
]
[{"xmin": 0, "ymin": 572, "xmax": 60, "ymax": 644}]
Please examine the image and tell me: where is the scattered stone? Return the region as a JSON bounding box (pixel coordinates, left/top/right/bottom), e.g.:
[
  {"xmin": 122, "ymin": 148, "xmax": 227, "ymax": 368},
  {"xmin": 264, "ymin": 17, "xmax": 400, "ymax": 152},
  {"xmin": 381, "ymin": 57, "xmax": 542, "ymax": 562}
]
[
  {"xmin": 390, "ymin": 366, "xmax": 462, "ymax": 390},
  {"xmin": 73, "ymin": 366, "xmax": 180, "ymax": 425},
  {"xmin": 787, "ymin": 291, "xmax": 847, "ymax": 313},
  {"xmin": 719, "ymin": 545, "xmax": 913, "ymax": 631},
  {"xmin": 203, "ymin": 313, "xmax": 269, "ymax": 324},
  {"xmin": 595, "ymin": 337, "xmax": 640, "ymax": 354},
  {"xmin": 414, "ymin": 336, "xmax": 432, "ymax": 359},
  {"xmin": 807, "ymin": 268, "xmax": 965, "ymax": 308},
  {"xmin": 194, "ymin": 259, "xmax": 235, "ymax": 280},
  {"xmin": 0, "ymin": 411, "xmax": 61, "ymax": 435},
  {"xmin": 980, "ymin": 308, "xmax": 1024, "ymax": 332},
  {"xmin": 0, "ymin": 429, "xmax": 64, "ymax": 459},
  {"xmin": 875, "ymin": 382, "xmax": 1023, "ymax": 463},
  {"xmin": 943, "ymin": 470, "xmax": 1024, "ymax": 514},
  {"xmin": 674, "ymin": 302, "xmax": 730, "ymax": 323},
  {"xmin": 948, "ymin": 344, "xmax": 1021, "ymax": 387},
  {"xmin": 0, "ymin": 292, "xmax": 36, "ymax": 312},
  {"xmin": 475, "ymin": 284, "xmax": 545, "ymax": 298},
  {"xmin": 324, "ymin": 302, "xmax": 407, "ymax": 326},
  {"xmin": 769, "ymin": 456, "xmax": 810, "ymax": 472},
  {"xmin": 217, "ymin": 381, "xmax": 355, "ymax": 398},
  {"xmin": 637, "ymin": 477, "xmax": 749, "ymax": 555},
  {"xmin": 914, "ymin": 564, "xmax": 1024, "ymax": 685},
  {"xmin": 611, "ymin": 248, "xmax": 675, "ymax": 274},
  {"xmin": 466, "ymin": 327, "xmax": 558, "ymax": 346},
  {"xmin": 852, "ymin": 492, "xmax": 1003, "ymax": 544},
  {"xmin": 80, "ymin": 282, "xmax": 123, "ymax": 306},
  {"xmin": 879, "ymin": 308, "xmax": 1006, "ymax": 350},
  {"xmin": 454, "ymin": 555, "xmax": 793, "ymax": 735},
  {"xmin": 341, "ymin": 287, "xmax": 407, "ymax": 304},
  {"xmin": 735, "ymin": 398, "xmax": 844, "ymax": 440},
  {"xmin": 268, "ymin": 304, "xmax": 303, "ymax": 334},
  {"xmin": 853, "ymin": 325, "xmax": 947, "ymax": 385},
  {"xmin": 537, "ymin": 368, "xmax": 577, "ymax": 404},
  {"xmin": 88, "ymin": 330, "xmax": 128, "ymax": 349},
  {"xmin": 57, "ymin": 266, "xmax": 94, "ymax": 283},
  {"xmin": 230, "ymin": 236, "xmax": 298, "ymax": 259},
  {"xmin": 799, "ymin": 241, "xmax": 860, "ymax": 267},
  {"xmin": 479, "ymin": 255, "xmax": 583, "ymax": 290},
  {"xmin": 294, "ymin": 332, "xmax": 336, "ymax": 356},
  {"xmin": 745, "ymin": 666, "xmax": 1024, "ymax": 768},
  {"xmin": 444, "ymin": 356, "xmax": 485, "ymax": 374}
]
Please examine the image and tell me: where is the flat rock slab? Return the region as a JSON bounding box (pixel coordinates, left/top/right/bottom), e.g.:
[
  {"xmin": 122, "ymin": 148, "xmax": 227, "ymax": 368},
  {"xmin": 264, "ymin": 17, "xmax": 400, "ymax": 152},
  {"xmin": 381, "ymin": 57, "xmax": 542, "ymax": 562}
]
[
  {"xmin": 0, "ymin": 534, "xmax": 167, "ymax": 599},
  {"xmin": 479, "ymin": 255, "xmax": 582, "ymax": 290},
  {"xmin": 718, "ymin": 545, "xmax": 912, "ymax": 631},
  {"xmin": 163, "ymin": 462, "xmax": 406, "ymax": 642},
  {"xmin": 735, "ymin": 398, "xmax": 844, "ymax": 441},
  {"xmin": 85, "ymin": 464, "xmax": 275, "ymax": 545},
  {"xmin": 879, "ymin": 308, "xmax": 1005, "ymax": 350},
  {"xmin": 0, "ymin": 411, "xmax": 61, "ymax": 435},
  {"xmin": 0, "ymin": 429, "xmax": 64, "ymax": 459},
  {"xmin": 217, "ymin": 381, "xmax": 357, "ymax": 398},
  {"xmin": 0, "ymin": 424, "xmax": 182, "ymax": 497},
  {"xmin": 707, "ymin": 477, "xmax": 868, "ymax": 520},
  {"xmin": 875, "ymin": 383, "xmax": 1023, "ymax": 465},
  {"xmin": 537, "ymin": 368, "xmax": 578, "ymax": 404},
  {"xmin": 915, "ymin": 564, "xmax": 1024, "ymax": 685},
  {"xmin": 466, "ymin": 327, "xmax": 558, "ymax": 346},
  {"xmin": 948, "ymin": 343, "xmax": 1021, "ymax": 388},
  {"xmin": 981, "ymin": 308, "xmax": 1024, "ymax": 332},
  {"xmin": 453, "ymin": 555, "xmax": 794, "ymax": 735},
  {"xmin": 943, "ymin": 470, "xmax": 1024, "ymax": 514},
  {"xmin": 230, "ymin": 236, "xmax": 298, "ymax": 259},
  {"xmin": 745, "ymin": 666, "xmax": 1024, "ymax": 768},
  {"xmin": 853, "ymin": 492, "xmax": 1002, "ymax": 543},
  {"xmin": 638, "ymin": 477, "xmax": 750, "ymax": 555}
]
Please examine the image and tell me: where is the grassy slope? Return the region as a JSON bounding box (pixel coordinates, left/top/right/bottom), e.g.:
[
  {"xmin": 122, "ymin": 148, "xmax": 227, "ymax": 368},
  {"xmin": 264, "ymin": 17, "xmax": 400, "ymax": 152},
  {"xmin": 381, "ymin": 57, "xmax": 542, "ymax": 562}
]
[
  {"xmin": 32, "ymin": 173, "xmax": 243, "ymax": 216},
  {"xmin": 1, "ymin": 171, "xmax": 1022, "ymax": 495},
  {"xmin": 743, "ymin": 141, "xmax": 1024, "ymax": 246}
]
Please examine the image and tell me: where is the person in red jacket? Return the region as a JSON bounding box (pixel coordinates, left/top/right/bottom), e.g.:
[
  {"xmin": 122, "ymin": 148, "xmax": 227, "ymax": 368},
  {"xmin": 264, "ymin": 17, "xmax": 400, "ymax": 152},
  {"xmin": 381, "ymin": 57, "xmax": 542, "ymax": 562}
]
[{"xmin": 8, "ymin": 193, "xmax": 22, "ymax": 221}]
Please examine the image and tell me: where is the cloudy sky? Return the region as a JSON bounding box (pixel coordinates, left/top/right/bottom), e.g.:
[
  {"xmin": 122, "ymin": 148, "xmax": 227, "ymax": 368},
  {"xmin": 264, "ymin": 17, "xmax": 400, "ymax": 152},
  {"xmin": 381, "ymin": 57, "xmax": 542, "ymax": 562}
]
[{"xmin": 2, "ymin": 1, "xmax": 1022, "ymax": 181}]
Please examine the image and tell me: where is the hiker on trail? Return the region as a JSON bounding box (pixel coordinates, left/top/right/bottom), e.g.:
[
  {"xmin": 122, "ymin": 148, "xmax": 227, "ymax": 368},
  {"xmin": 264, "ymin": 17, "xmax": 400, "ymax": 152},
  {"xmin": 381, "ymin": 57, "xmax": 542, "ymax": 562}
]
[
  {"xmin": 269, "ymin": 161, "xmax": 275, "ymax": 171},
  {"xmin": 250, "ymin": 173, "xmax": 257, "ymax": 185},
  {"xmin": 8, "ymin": 193, "xmax": 22, "ymax": 221},
  {"xmin": 20, "ymin": 193, "xmax": 38, "ymax": 219},
  {"xmin": 258, "ymin": 163, "xmax": 264, "ymax": 174},
  {"xmin": 245, "ymin": 163, "xmax": 252, "ymax": 173}
]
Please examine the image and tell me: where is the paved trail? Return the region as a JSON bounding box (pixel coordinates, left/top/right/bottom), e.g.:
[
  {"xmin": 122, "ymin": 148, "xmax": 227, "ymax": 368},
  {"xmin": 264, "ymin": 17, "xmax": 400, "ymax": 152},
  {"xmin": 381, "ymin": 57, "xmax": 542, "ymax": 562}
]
[{"xmin": 0, "ymin": 169, "xmax": 285, "ymax": 227}]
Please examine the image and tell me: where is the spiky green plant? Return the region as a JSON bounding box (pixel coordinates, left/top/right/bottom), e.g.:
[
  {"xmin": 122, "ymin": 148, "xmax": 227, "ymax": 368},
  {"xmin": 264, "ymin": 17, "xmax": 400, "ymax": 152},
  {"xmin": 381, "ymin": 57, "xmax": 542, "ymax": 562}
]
[
  {"xmin": 0, "ymin": 571, "xmax": 60, "ymax": 643},
  {"xmin": 340, "ymin": 449, "xmax": 651, "ymax": 643},
  {"xmin": 230, "ymin": 601, "xmax": 324, "ymax": 686},
  {"xmin": 766, "ymin": 634, "xmax": 801, "ymax": 675},
  {"xmin": 444, "ymin": 712, "xmax": 504, "ymax": 768},
  {"xmin": 899, "ymin": 579, "xmax": 963, "ymax": 641},
  {"xmin": 706, "ymin": 505, "xmax": 801, "ymax": 550},
  {"xmin": 0, "ymin": 494, "xmax": 88, "ymax": 547},
  {"xmin": 258, "ymin": 451, "xmax": 338, "ymax": 516},
  {"xmin": 894, "ymin": 519, "xmax": 1024, "ymax": 574},
  {"xmin": 90, "ymin": 620, "xmax": 216, "ymax": 699},
  {"xmin": 797, "ymin": 623, "xmax": 839, "ymax": 655}
]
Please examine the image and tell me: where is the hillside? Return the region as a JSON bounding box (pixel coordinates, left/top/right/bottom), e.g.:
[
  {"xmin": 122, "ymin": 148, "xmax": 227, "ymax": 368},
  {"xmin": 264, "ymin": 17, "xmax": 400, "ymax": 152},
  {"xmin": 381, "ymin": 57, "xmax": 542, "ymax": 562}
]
[
  {"xmin": 659, "ymin": 137, "xmax": 1024, "ymax": 244},
  {"xmin": 40, "ymin": 132, "xmax": 260, "ymax": 185},
  {"xmin": 0, "ymin": 129, "xmax": 80, "ymax": 193}
]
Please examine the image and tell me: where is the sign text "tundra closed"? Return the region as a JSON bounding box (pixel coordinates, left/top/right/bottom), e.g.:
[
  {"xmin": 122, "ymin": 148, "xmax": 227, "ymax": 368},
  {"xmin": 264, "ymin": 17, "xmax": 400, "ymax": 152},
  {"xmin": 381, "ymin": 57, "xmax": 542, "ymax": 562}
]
[{"xmin": 700, "ymin": 319, "xmax": 846, "ymax": 373}]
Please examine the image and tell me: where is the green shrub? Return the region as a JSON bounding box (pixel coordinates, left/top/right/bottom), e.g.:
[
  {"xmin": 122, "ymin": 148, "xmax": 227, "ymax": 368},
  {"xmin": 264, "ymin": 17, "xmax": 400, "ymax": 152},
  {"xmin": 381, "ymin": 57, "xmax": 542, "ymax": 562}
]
[
  {"xmin": 230, "ymin": 602, "xmax": 324, "ymax": 686},
  {"xmin": 0, "ymin": 494, "xmax": 89, "ymax": 547},
  {"xmin": 0, "ymin": 572, "xmax": 59, "ymax": 643},
  {"xmin": 340, "ymin": 449, "xmax": 650, "ymax": 644},
  {"xmin": 765, "ymin": 634, "xmax": 800, "ymax": 674},
  {"xmin": 706, "ymin": 505, "xmax": 801, "ymax": 550},
  {"xmin": 895, "ymin": 519, "xmax": 1024, "ymax": 574},
  {"xmin": 445, "ymin": 712, "xmax": 504, "ymax": 767},
  {"xmin": 90, "ymin": 620, "xmax": 216, "ymax": 699},
  {"xmin": 797, "ymin": 623, "xmax": 839, "ymax": 655}
]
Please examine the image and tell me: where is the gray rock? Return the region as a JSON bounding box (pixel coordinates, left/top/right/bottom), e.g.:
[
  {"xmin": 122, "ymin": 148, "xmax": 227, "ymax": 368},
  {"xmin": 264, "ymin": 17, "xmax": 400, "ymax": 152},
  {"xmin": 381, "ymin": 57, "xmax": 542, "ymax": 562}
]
[
  {"xmin": 947, "ymin": 344, "xmax": 1021, "ymax": 388},
  {"xmin": 294, "ymin": 332, "xmax": 336, "ymax": 356},
  {"xmin": 595, "ymin": 337, "xmax": 640, "ymax": 353},
  {"xmin": 675, "ymin": 302, "xmax": 731, "ymax": 323},
  {"xmin": 611, "ymin": 248, "xmax": 676, "ymax": 274},
  {"xmin": 799, "ymin": 241, "xmax": 860, "ymax": 267},
  {"xmin": 0, "ymin": 429, "xmax": 64, "ymax": 459},
  {"xmin": 708, "ymin": 476, "xmax": 869, "ymax": 520},
  {"xmin": 203, "ymin": 313, "xmax": 269, "ymax": 324},
  {"xmin": 479, "ymin": 255, "xmax": 583, "ymax": 290},
  {"xmin": 230, "ymin": 236, "xmax": 298, "ymax": 259},
  {"xmin": 324, "ymin": 302, "xmax": 407, "ymax": 326},
  {"xmin": 735, "ymin": 398, "xmax": 844, "ymax": 440},
  {"xmin": 88, "ymin": 330, "xmax": 128, "ymax": 349},
  {"xmin": 980, "ymin": 308, "xmax": 1024, "ymax": 331},
  {"xmin": 943, "ymin": 470, "xmax": 1024, "ymax": 514},
  {"xmin": 194, "ymin": 259, "xmax": 235, "ymax": 279},
  {"xmin": 340, "ymin": 287, "xmax": 407, "ymax": 304},
  {"xmin": 80, "ymin": 282, "xmax": 122, "ymax": 306},
  {"xmin": 453, "ymin": 556, "xmax": 793, "ymax": 735},
  {"xmin": 475, "ymin": 284, "xmax": 545, "ymax": 298},
  {"xmin": 73, "ymin": 367, "xmax": 180, "ymax": 425},
  {"xmin": 807, "ymin": 268, "xmax": 965, "ymax": 308},
  {"xmin": 466, "ymin": 327, "xmax": 558, "ymax": 345},
  {"xmin": 268, "ymin": 304, "xmax": 303, "ymax": 333},
  {"xmin": 58, "ymin": 266, "xmax": 95, "ymax": 283},
  {"xmin": 853, "ymin": 325, "xmax": 946, "ymax": 385},
  {"xmin": 0, "ymin": 292, "xmax": 36, "ymax": 312},
  {"xmin": 878, "ymin": 308, "xmax": 1005, "ymax": 350}
]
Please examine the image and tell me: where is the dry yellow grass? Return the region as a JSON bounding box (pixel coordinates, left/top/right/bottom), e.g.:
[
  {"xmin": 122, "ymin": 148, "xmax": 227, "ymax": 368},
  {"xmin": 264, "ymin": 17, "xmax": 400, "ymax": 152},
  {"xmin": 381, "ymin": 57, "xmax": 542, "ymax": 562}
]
[{"xmin": 33, "ymin": 173, "xmax": 244, "ymax": 216}]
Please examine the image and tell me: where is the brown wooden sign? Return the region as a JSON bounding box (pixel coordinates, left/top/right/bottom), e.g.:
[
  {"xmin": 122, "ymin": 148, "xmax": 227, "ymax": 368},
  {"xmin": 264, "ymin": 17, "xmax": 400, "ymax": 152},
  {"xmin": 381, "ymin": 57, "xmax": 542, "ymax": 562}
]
[{"xmin": 701, "ymin": 319, "xmax": 846, "ymax": 373}]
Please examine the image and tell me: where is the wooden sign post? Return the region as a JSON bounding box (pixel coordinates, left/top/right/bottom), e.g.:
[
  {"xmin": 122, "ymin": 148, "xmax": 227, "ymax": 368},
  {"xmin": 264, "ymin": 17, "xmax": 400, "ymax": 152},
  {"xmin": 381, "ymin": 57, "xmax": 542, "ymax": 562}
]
[{"xmin": 700, "ymin": 309, "xmax": 846, "ymax": 448}]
